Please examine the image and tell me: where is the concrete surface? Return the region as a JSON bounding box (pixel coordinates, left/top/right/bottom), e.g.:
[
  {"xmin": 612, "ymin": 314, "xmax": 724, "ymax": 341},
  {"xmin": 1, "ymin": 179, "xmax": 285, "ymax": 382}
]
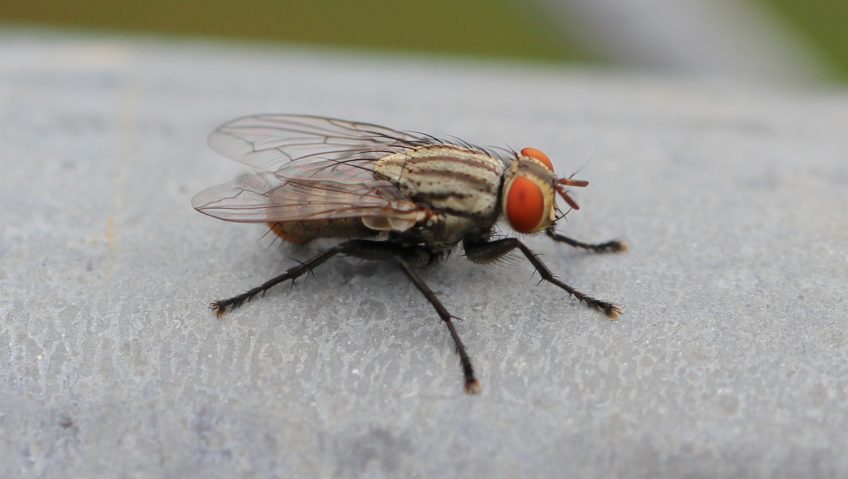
[{"xmin": 1, "ymin": 32, "xmax": 847, "ymax": 478}]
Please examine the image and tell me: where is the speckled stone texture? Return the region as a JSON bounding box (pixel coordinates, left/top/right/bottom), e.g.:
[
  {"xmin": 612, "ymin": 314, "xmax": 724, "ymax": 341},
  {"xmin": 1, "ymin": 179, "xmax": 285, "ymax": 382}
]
[{"xmin": 1, "ymin": 32, "xmax": 846, "ymax": 478}]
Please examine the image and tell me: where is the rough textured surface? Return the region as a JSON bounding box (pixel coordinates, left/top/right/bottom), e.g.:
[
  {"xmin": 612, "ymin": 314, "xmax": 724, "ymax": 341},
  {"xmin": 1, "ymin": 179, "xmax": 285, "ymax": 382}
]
[{"xmin": 1, "ymin": 32, "xmax": 847, "ymax": 478}]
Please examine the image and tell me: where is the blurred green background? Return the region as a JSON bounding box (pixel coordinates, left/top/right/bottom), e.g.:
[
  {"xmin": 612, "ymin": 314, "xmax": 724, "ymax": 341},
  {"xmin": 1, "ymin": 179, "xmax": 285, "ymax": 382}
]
[
  {"xmin": 1, "ymin": 0, "xmax": 846, "ymax": 82},
  {"xmin": 764, "ymin": 0, "xmax": 848, "ymax": 80}
]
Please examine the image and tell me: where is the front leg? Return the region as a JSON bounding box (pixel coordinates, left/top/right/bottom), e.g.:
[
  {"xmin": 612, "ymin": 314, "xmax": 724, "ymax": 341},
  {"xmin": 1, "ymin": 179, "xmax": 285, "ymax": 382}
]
[
  {"xmin": 546, "ymin": 226, "xmax": 627, "ymax": 253},
  {"xmin": 464, "ymin": 238, "xmax": 622, "ymax": 319}
]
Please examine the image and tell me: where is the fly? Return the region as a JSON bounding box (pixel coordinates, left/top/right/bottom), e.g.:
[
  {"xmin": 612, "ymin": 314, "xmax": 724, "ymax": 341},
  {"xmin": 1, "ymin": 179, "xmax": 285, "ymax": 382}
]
[{"xmin": 192, "ymin": 114, "xmax": 627, "ymax": 394}]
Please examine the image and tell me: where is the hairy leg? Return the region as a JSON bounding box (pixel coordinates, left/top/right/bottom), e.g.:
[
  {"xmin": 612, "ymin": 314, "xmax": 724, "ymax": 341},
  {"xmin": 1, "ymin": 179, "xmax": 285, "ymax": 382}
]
[
  {"xmin": 545, "ymin": 226, "xmax": 627, "ymax": 253},
  {"xmin": 396, "ymin": 258, "xmax": 480, "ymax": 394},
  {"xmin": 464, "ymin": 238, "xmax": 622, "ymax": 319},
  {"xmin": 211, "ymin": 240, "xmax": 479, "ymax": 393},
  {"xmin": 211, "ymin": 239, "xmax": 406, "ymax": 316}
]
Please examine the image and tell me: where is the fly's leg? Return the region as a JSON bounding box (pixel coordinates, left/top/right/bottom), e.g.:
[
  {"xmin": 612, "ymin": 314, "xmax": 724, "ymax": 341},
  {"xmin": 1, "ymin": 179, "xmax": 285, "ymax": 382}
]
[
  {"xmin": 213, "ymin": 239, "xmax": 479, "ymax": 394},
  {"xmin": 464, "ymin": 239, "xmax": 622, "ymax": 320},
  {"xmin": 545, "ymin": 226, "xmax": 627, "ymax": 253},
  {"xmin": 396, "ymin": 258, "xmax": 481, "ymax": 394},
  {"xmin": 211, "ymin": 247, "xmax": 341, "ymax": 316},
  {"xmin": 211, "ymin": 239, "xmax": 404, "ymax": 317}
]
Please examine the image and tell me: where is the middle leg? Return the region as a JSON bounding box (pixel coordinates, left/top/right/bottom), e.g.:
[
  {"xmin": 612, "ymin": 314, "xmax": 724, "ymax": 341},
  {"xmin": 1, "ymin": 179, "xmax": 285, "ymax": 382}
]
[{"xmin": 396, "ymin": 258, "xmax": 481, "ymax": 394}]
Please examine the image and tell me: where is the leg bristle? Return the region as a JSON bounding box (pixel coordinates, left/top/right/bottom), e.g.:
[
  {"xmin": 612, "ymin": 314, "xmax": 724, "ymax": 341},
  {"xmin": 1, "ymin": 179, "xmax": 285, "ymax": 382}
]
[{"xmin": 464, "ymin": 379, "xmax": 482, "ymax": 395}]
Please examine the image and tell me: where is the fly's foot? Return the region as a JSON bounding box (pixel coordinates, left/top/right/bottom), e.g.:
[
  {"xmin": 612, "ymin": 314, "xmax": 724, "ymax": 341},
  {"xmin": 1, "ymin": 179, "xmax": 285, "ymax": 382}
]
[
  {"xmin": 602, "ymin": 240, "xmax": 628, "ymax": 253},
  {"xmin": 602, "ymin": 302, "xmax": 623, "ymax": 320},
  {"xmin": 464, "ymin": 378, "xmax": 482, "ymax": 395},
  {"xmin": 571, "ymin": 293, "xmax": 622, "ymax": 320},
  {"xmin": 210, "ymin": 294, "xmax": 250, "ymax": 317},
  {"xmin": 210, "ymin": 300, "xmax": 230, "ymax": 318}
]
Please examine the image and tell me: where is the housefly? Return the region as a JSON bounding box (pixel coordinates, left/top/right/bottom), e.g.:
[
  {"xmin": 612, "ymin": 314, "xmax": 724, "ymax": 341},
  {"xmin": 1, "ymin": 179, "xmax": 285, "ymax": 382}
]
[{"xmin": 192, "ymin": 114, "xmax": 627, "ymax": 394}]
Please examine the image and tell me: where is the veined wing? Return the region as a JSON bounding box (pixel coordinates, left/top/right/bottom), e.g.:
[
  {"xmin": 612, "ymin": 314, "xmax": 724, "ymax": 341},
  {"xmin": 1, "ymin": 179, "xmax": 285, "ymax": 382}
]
[
  {"xmin": 197, "ymin": 114, "xmax": 508, "ymax": 229},
  {"xmin": 191, "ymin": 170, "xmax": 426, "ymax": 230},
  {"xmin": 207, "ymin": 114, "xmax": 444, "ymax": 180}
]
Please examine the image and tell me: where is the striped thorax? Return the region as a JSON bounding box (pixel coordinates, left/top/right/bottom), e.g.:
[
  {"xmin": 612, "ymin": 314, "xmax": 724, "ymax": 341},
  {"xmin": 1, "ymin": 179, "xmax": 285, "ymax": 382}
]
[
  {"xmin": 373, "ymin": 146, "xmax": 505, "ymax": 220},
  {"xmin": 373, "ymin": 145, "xmax": 569, "ymax": 239}
]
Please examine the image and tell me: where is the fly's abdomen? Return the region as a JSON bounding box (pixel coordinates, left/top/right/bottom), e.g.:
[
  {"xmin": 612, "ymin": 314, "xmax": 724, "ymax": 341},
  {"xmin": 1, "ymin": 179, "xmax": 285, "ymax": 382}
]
[
  {"xmin": 268, "ymin": 218, "xmax": 376, "ymax": 244},
  {"xmin": 373, "ymin": 147, "xmax": 504, "ymax": 219}
]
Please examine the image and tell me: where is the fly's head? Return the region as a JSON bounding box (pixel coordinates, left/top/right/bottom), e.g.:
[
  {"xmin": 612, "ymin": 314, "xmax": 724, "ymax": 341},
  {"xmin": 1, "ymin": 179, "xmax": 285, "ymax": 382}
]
[{"xmin": 502, "ymin": 147, "xmax": 589, "ymax": 234}]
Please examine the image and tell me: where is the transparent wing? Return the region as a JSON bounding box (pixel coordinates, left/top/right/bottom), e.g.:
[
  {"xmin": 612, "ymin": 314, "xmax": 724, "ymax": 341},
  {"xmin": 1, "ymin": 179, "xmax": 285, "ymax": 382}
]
[
  {"xmin": 197, "ymin": 114, "xmax": 508, "ymax": 229},
  {"xmin": 207, "ymin": 114, "xmax": 443, "ymax": 179},
  {"xmin": 191, "ymin": 170, "xmax": 425, "ymax": 228}
]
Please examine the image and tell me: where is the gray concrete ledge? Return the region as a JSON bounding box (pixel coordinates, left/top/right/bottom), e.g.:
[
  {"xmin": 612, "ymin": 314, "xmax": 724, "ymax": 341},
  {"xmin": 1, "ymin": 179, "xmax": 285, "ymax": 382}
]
[{"xmin": 1, "ymin": 33, "xmax": 847, "ymax": 478}]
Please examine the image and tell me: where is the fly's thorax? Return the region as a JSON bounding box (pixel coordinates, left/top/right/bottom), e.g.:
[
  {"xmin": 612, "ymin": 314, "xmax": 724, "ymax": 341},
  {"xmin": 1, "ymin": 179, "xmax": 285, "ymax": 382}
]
[
  {"xmin": 501, "ymin": 155, "xmax": 557, "ymax": 234},
  {"xmin": 432, "ymin": 214, "xmax": 483, "ymax": 245},
  {"xmin": 373, "ymin": 146, "xmax": 504, "ymax": 219}
]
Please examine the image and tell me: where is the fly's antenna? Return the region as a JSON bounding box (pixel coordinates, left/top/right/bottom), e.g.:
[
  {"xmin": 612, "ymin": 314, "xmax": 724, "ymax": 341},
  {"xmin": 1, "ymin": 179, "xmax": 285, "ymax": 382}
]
[{"xmin": 555, "ymin": 177, "xmax": 588, "ymax": 211}]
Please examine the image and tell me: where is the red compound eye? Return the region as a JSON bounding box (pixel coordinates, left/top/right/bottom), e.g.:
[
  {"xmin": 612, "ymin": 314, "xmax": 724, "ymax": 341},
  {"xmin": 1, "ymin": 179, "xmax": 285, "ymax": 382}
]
[
  {"xmin": 521, "ymin": 147, "xmax": 553, "ymax": 171},
  {"xmin": 506, "ymin": 177, "xmax": 545, "ymax": 233}
]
